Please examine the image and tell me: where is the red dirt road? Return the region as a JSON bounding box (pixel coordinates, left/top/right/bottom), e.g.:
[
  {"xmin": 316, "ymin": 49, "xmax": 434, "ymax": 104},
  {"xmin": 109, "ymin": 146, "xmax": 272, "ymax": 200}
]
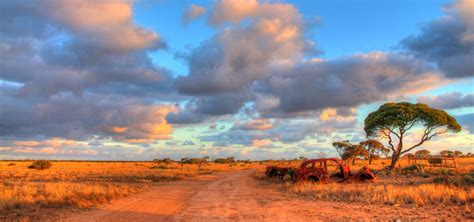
[{"xmin": 64, "ymin": 170, "xmax": 466, "ymax": 221}]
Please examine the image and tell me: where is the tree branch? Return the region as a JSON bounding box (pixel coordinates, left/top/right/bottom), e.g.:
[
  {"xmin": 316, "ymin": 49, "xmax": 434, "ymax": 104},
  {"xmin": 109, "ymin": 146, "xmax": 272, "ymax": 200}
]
[
  {"xmin": 400, "ymin": 126, "xmax": 442, "ymax": 154},
  {"xmin": 381, "ymin": 129, "xmax": 396, "ymax": 152}
]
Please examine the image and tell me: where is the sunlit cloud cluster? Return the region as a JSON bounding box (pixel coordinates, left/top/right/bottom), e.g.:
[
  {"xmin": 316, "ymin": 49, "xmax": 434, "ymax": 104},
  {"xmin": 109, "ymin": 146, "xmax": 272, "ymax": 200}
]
[{"xmin": 0, "ymin": 0, "xmax": 472, "ymax": 160}]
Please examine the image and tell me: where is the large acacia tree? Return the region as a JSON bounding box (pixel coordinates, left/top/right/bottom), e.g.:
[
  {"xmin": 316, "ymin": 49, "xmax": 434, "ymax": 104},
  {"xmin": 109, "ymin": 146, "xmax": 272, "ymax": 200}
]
[{"xmin": 364, "ymin": 102, "xmax": 461, "ymax": 170}]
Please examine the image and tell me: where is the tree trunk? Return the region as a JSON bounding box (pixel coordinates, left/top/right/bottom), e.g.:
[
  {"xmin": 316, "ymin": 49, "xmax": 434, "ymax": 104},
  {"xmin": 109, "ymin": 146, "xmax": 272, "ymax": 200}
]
[
  {"xmin": 368, "ymin": 157, "xmax": 372, "ymax": 165},
  {"xmin": 389, "ymin": 152, "xmax": 400, "ymax": 170},
  {"xmin": 352, "ymin": 158, "xmax": 356, "ymax": 165}
]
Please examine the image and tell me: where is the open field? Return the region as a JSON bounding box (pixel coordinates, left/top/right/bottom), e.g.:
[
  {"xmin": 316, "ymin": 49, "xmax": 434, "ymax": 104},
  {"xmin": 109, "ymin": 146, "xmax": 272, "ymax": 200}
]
[
  {"xmin": 1, "ymin": 158, "xmax": 473, "ymax": 221},
  {"xmin": 0, "ymin": 160, "xmax": 257, "ymax": 221}
]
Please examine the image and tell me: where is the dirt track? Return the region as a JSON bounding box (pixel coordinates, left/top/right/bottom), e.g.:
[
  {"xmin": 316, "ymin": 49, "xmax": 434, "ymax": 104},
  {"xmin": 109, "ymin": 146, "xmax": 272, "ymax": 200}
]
[{"xmin": 64, "ymin": 170, "xmax": 465, "ymax": 221}]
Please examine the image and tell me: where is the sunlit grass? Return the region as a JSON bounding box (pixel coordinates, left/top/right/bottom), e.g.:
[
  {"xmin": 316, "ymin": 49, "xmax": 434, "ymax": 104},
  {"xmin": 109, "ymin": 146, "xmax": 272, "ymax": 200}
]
[
  {"xmin": 283, "ymin": 157, "xmax": 474, "ymax": 213},
  {"xmin": 288, "ymin": 182, "xmax": 473, "ymax": 206},
  {"xmin": 0, "ymin": 160, "xmax": 260, "ymax": 219}
]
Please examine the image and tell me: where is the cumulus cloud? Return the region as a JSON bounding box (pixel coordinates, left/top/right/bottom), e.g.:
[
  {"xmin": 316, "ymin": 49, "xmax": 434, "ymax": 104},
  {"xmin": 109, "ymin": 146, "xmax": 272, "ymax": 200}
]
[
  {"xmin": 319, "ymin": 107, "xmax": 356, "ymax": 121},
  {"xmin": 2, "ymin": 0, "xmax": 471, "ymax": 159},
  {"xmin": 173, "ymin": 0, "xmax": 307, "ymax": 118},
  {"xmin": 202, "ymin": 115, "xmax": 359, "ymax": 147},
  {"xmin": 256, "ymin": 52, "xmax": 442, "ymax": 113},
  {"xmin": 0, "ymin": 0, "xmax": 178, "ymax": 145},
  {"xmin": 417, "ymin": 92, "xmax": 474, "ymax": 109},
  {"xmin": 0, "ymin": 0, "xmax": 172, "ymax": 98},
  {"xmin": 401, "ymin": 0, "xmax": 474, "ymax": 78},
  {"xmin": 172, "ymin": 0, "xmax": 449, "ymax": 135},
  {"xmin": 232, "ymin": 119, "xmax": 275, "ymax": 131},
  {"xmin": 456, "ymin": 113, "xmax": 474, "ymax": 133},
  {"xmin": 46, "ymin": 0, "xmax": 164, "ymax": 51},
  {"xmin": 0, "ymin": 93, "xmax": 177, "ymax": 143},
  {"xmin": 182, "ymin": 4, "xmax": 206, "ymax": 25}
]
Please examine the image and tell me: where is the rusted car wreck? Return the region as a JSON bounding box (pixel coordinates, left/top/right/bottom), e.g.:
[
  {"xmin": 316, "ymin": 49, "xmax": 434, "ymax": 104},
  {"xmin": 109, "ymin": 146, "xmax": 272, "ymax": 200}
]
[{"xmin": 265, "ymin": 158, "xmax": 376, "ymax": 183}]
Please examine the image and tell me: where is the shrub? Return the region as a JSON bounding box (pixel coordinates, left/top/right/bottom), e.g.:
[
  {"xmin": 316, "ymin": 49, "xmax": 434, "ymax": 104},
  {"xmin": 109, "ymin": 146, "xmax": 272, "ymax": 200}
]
[
  {"xmin": 428, "ymin": 158, "xmax": 442, "ymax": 164},
  {"xmin": 419, "ymin": 173, "xmax": 430, "ymax": 178},
  {"xmin": 152, "ymin": 158, "xmax": 174, "ymax": 164},
  {"xmin": 403, "ymin": 164, "xmax": 421, "ymax": 174},
  {"xmin": 149, "ymin": 165, "xmax": 170, "ymax": 170},
  {"xmin": 214, "ymin": 157, "xmax": 235, "ymax": 164},
  {"xmin": 7, "ymin": 163, "xmax": 16, "ymax": 166},
  {"xmin": 433, "ymin": 175, "xmax": 474, "ymax": 186},
  {"xmin": 28, "ymin": 160, "xmax": 52, "ymax": 170},
  {"xmin": 436, "ymin": 168, "xmax": 454, "ymax": 175}
]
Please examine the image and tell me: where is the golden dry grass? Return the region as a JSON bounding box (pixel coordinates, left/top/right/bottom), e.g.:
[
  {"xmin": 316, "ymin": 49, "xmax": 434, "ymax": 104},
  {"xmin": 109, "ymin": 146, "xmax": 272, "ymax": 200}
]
[
  {"xmin": 2, "ymin": 157, "xmax": 472, "ymax": 220},
  {"xmin": 282, "ymin": 157, "xmax": 474, "ymax": 212},
  {"xmin": 0, "ymin": 160, "xmax": 260, "ymax": 220},
  {"xmin": 289, "ymin": 182, "xmax": 473, "ymax": 206}
]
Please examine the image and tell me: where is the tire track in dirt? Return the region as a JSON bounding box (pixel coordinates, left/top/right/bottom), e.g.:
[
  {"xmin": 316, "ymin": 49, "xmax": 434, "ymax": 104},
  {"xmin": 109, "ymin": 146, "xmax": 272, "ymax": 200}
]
[
  {"xmin": 63, "ymin": 170, "xmax": 468, "ymax": 221},
  {"xmin": 64, "ymin": 170, "xmax": 308, "ymax": 222}
]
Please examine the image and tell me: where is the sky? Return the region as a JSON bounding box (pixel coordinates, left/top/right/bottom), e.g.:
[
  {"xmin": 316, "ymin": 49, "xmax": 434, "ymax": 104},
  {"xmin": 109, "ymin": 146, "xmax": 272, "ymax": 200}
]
[{"xmin": 0, "ymin": 0, "xmax": 473, "ymax": 160}]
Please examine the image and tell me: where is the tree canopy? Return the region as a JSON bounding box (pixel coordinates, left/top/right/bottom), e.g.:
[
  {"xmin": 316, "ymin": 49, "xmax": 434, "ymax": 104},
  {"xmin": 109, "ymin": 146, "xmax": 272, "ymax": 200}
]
[
  {"xmin": 342, "ymin": 144, "xmax": 368, "ymax": 165},
  {"xmin": 332, "ymin": 141, "xmax": 351, "ymax": 158},
  {"xmin": 415, "ymin": 149, "xmax": 430, "ymax": 158},
  {"xmin": 359, "ymin": 139, "xmax": 390, "ymax": 164}
]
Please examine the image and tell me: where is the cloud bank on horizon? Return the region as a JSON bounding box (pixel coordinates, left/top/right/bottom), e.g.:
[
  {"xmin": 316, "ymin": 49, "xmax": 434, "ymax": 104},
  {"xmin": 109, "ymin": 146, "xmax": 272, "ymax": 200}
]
[{"xmin": 0, "ymin": 0, "xmax": 472, "ymax": 160}]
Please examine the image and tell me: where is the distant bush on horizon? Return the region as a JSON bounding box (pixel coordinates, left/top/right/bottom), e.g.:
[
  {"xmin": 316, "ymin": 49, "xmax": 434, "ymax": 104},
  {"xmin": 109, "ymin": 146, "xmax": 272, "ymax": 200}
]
[{"xmin": 28, "ymin": 160, "xmax": 52, "ymax": 170}]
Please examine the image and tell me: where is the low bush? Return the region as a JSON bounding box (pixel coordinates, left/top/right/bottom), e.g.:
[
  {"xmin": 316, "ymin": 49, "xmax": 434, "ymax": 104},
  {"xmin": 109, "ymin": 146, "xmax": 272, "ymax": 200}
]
[
  {"xmin": 150, "ymin": 165, "xmax": 171, "ymax": 170},
  {"xmin": 434, "ymin": 174, "xmax": 474, "ymax": 187},
  {"xmin": 7, "ymin": 163, "xmax": 16, "ymax": 166},
  {"xmin": 402, "ymin": 164, "xmax": 421, "ymax": 174},
  {"xmin": 428, "ymin": 158, "xmax": 442, "ymax": 164},
  {"xmin": 214, "ymin": 157, "xmax": 235, "ymax": 164},
  {"xmin": 28, "ymin": 160, "xmax": 52, "ymax": 170},
  {"xmin": 436, "ymin": 168, "xmax": 454, "ymax": 175},
  {"xmin": 153, "ymin": 158, "xmax": 174, "ymax": 164}
]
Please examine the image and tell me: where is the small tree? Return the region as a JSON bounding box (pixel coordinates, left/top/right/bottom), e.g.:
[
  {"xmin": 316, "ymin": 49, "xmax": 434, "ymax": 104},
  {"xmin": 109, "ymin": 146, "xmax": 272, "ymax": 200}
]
[
  {"xmin": 342, "ymin": 144, "xmax": 368, "ymax": 165},
  {"xmin": 364, "ymin": 102, "xmax": 461, "ymax": 170},
  {"xmin": 214, "ymin": 157, "xmax": 235, "ymax": 164},
  {"xmin": 454, "ymin": 151, "xmax": 463, "ymax": 157},
  {"xmin": 198, "ymin": 156, "xmax": 210, "ymax": 170},
  {"xmin": 415, "ymin": 149, "xmax": 431, "ymax": 158},
  {"xmin": 440, "ymin": 150, "xmax": 454, "ymax": 157},
  {"xmin": 359, "ymin": 140, "xmax": 390, "ymax": 164},
  {"xmin": 332, "ymin": 141, "xmax": 351, "ymax": 159},
  {"xmin": 403, "ymin": 153, "xmax": 415, "ymax": 159}
]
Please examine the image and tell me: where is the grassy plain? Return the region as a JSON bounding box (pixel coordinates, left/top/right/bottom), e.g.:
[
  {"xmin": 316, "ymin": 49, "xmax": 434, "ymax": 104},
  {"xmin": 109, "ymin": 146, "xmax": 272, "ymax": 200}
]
[
  {"xmin": 1, "ymin": 157, "xmax": 473, "ymax": 221},
  {"xmin": 0, "ymin": 160, "xmax": 256, "ymax": 221},
  {"xmin": 273, "ymin": 157, "xmax": 474, "ymax": 219}
]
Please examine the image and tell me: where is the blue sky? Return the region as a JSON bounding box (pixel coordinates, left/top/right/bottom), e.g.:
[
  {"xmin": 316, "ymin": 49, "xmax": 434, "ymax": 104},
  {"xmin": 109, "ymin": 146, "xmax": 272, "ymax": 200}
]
[
  {"xmin": 0, "ymin": 0, "xmax": 472, "ymax": 160},
  {"xmin": 136, "ymin": 0, "xmax": 452, "ymax": 74}
]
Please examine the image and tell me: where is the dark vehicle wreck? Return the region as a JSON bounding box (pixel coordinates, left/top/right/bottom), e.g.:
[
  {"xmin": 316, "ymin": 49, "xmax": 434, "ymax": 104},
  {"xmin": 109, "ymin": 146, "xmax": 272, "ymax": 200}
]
[{"xmin": 266, "ymin": 158, "xmax": 376, "ymax": 183}]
